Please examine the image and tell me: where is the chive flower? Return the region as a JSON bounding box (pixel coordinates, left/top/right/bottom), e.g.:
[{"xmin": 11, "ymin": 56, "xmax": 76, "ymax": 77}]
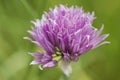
[{"xmin": 25, "ymin": 5, "xmax": 109, "ymax": 76}]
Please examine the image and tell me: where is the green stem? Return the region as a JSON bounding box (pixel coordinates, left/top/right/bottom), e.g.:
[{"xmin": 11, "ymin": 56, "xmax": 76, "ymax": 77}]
[
  {"xmin": 63, "ymin": 74, "xmax": 69, "ymax": 80},
  {"xmin": 60, "ymin": 73, "xmax": 69, "ymax": 80}
]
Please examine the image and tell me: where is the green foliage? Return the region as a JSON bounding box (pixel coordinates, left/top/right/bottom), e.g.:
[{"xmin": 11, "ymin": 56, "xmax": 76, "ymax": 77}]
[{"xmin": 0, "ymin": 0, "xmax": 120, "ymax": 80}]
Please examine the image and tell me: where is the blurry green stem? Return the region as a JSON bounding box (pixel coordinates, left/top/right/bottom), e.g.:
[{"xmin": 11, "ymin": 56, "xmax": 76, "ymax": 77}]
[
  {"xmin": 60, "ymin": 74, "xmax": 69, "ymax": 80},
  {"xmin": 63, "ymin": 74, "xmax": 69, "ymax": 80}
]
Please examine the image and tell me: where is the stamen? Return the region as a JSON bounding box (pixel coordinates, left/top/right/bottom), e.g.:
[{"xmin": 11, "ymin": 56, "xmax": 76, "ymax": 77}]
[{"xmin": 52, "ymin": 47, "xmax": 63, "ymax": 62}]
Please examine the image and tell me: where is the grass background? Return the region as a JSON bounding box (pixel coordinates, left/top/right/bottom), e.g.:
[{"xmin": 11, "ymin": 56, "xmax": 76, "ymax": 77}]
[{"xmin": 0, "ymin": 0, "xmax": 120, "ymax": 80}]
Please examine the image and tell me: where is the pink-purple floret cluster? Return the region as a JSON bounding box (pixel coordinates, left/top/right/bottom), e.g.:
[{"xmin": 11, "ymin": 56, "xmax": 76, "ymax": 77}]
[{"xmin": 26, "ymin": 5, "xmax": 109, "ymax": 69}]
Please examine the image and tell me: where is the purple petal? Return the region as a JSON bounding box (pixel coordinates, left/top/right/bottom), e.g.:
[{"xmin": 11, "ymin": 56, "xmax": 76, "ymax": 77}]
[
  {"xmin": 30, "ymin": 60, "xmax": 41, "ymax": 65},
  {"xmin": 43, "ymin": 60, "xmax": 58, "ymax": 68},
  {"xmin": 63, "ymin": 53, "xmax": 70, "ymax": 60},
  {"xmin": 40, "ymin": 54, "xmax": 52, "ymax": 64},
  {"xmin": 94, "ymin": 41, "xmax": 110, "ymax": 48},
  {"xmin": 30, "ymin": 52, "xmax": 44, "ymax": 58},
  {"xmin": 93, "ymin": 34, "xmax": 109, "ymax": 47}
]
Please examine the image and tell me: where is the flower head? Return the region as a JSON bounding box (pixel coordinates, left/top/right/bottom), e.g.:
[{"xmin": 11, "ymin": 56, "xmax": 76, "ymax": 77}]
[{"xmin": 25, "ymin": 5, "xmax": 109, "ymax": 76}]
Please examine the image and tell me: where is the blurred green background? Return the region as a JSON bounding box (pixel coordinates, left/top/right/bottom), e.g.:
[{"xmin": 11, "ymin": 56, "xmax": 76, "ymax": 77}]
[{"xmin": 0, "ymin": 0, "xmax": 120, "ymax": 80}]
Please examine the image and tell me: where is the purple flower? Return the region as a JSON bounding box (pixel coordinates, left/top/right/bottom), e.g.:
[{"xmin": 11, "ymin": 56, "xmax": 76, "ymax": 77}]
[{"xmin": 25, "ymin": 5, "xmax": 109, "ymax": 76}]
